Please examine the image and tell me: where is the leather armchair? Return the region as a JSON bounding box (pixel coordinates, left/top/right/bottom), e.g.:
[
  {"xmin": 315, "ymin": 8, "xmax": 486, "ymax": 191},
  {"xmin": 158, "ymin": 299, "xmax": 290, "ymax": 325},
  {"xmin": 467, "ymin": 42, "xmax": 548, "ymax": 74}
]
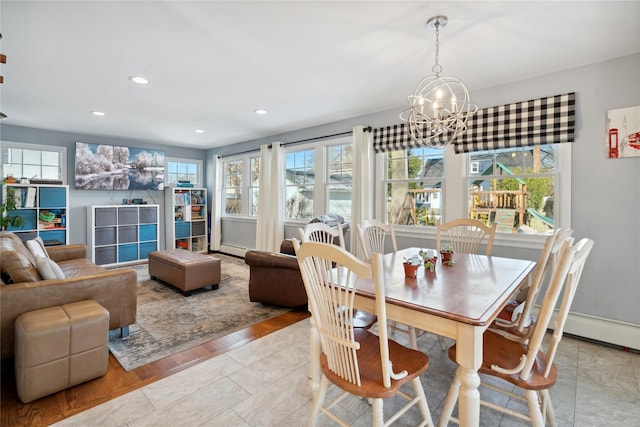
[{"xmin": 245, "ymin": 241, "xmax": 307, "ymax": 307}]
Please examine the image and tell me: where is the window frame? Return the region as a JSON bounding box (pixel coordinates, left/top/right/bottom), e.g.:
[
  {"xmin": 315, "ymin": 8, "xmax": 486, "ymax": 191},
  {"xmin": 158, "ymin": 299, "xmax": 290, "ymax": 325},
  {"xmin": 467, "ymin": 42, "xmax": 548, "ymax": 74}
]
[
  {"xmin": 165, "ymin": 157, "xmax": 203, "ymax": 187},
  {"xmin": 375, "ymin": 142, "xmax": 571, "ymax": 247},
  {"xmin": 1, "ymin": 141, "xmax": 67, "ymax": 183},
  {"xmin": 220, "ymin": 153, "xmax": 261, "ymax": 218},
  {"xmin": 283, "ymin": 135, "xmax": 352, "ymax": 225}
]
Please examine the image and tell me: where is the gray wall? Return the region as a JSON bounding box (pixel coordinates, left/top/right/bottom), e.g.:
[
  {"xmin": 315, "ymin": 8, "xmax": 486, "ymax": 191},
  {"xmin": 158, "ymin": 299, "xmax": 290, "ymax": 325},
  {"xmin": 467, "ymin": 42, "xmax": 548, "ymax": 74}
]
[{"xmin": 209, "ymin": 53, "xmax": 640, "ymax": 328}]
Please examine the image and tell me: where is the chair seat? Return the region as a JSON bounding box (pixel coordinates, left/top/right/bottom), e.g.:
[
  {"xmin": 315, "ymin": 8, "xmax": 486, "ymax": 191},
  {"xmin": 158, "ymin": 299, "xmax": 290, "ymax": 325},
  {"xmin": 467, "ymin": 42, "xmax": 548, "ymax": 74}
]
[
  {"xmin": 352, "ymin": 309, "xmax": 377, "ymax": 329},
  {"xmin": 321, "ymin": 328, "xmax": 429, "ymax": 399},
  {"xmin": 448, "ymin": 330, "xmax": 557, "ymax": 391}
]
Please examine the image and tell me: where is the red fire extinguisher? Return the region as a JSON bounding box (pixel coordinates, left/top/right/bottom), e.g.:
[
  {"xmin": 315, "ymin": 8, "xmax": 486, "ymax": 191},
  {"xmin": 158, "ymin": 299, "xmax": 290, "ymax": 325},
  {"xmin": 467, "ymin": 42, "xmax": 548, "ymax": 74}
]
[{"xmin": 608, "ymin": 128, "xmax": 619, "ymax": 158}]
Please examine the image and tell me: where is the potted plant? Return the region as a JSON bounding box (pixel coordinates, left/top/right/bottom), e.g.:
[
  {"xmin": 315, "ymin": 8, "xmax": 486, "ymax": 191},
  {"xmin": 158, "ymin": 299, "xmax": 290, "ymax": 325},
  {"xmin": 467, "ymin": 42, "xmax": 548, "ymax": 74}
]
[
  {"xmin": 418, "ymin": 249, "xmax": 438, "ymax": 272},
  {"xmin": 1, "ymin": 186, "xmax": 25, "ymax": 231},
  {"xmin": 440, "ymin": 244, "xmax": 455, "ymax": 266},
  {"xmin": 402, "ymin": 257, "xmax": 420, "ymax": 278}
]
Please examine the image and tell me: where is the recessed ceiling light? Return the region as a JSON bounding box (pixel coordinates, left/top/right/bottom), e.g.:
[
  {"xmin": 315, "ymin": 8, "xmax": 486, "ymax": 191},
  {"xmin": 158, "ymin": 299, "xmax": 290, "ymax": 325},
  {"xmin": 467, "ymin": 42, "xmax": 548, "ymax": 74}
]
[
  {"xmin": 195, "ymin": 129, "xmax": 204, "ymax": 134},
  {"xmin": 129, "ymin": 75, "xmax": 149, "ymax": 85},
  {"xmin": 91, "ymin": 111, "xmax": 106, "ymax": 116},
  {"xmin": 254, "ymin": 109, "xmax": 267, "ymax": 115}
]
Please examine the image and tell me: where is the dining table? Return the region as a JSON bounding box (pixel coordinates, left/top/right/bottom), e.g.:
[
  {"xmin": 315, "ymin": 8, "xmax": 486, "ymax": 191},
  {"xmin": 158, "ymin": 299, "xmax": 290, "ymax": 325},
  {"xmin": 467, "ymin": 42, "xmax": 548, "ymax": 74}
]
[{"xmin": 309, "ymin": 247, "xmax": 536, "ymax": 427}]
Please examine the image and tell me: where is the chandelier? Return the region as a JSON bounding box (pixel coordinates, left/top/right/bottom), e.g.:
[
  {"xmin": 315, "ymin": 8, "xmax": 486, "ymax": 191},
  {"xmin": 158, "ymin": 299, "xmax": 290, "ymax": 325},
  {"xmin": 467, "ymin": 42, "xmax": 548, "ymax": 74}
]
[{"xmin": 400, "ymin": 16, "xmax": 477, "ymax": 148}]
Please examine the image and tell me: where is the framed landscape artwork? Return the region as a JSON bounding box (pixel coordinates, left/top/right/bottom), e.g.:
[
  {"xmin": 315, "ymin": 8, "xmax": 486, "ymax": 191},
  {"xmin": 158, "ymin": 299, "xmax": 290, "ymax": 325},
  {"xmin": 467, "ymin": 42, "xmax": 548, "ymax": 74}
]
[
  {"xmin": 75, "ymin": 142, "xmax": 165, "ymax": 190},
  {"xmin": 606, "ymin": 105, "xmax": 640, "ymax": 159}
]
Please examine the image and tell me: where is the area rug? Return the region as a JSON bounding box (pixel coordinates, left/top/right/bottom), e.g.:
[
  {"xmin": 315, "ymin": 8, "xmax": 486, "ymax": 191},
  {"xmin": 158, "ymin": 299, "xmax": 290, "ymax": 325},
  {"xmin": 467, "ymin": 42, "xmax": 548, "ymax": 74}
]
[{"xmin": 108, "ymin": 253, "xmax": 290, "ymax": 371}]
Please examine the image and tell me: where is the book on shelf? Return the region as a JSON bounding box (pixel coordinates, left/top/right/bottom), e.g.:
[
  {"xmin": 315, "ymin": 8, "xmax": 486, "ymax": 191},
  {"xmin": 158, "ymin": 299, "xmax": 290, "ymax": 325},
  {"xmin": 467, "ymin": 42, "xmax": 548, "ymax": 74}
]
[{"xmin": 25, "ymin": 187, "xmax": 37, "ymax": 208}]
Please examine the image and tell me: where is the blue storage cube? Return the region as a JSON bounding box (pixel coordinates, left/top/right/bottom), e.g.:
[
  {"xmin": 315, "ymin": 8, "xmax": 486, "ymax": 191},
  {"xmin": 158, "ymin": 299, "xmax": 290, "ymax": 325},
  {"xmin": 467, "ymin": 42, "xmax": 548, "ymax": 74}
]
[
  {"xmin": 118, "ymin": 244, "xmax": 138, "ymax": 262},
  {"xmin": 175, "ymin": 222, "xmax": 190, "ymax": 239},
  {"xmin": 139, "ymin": 224, "xmax": 157, "ymax": 242},
  {"xmin": 8, "ymin": 210, "xmax": 37, "ymax": 231},
  {"xmin": 38, "ymin": 187, "xmax": 67, "ymax": 208},
  {"xmin": 39, "ymin": 229, "xmax": 66, "ymax": 244},
  {"xmin": 139, "ymin": 242, "xmax": 157, "ymax": 259}
]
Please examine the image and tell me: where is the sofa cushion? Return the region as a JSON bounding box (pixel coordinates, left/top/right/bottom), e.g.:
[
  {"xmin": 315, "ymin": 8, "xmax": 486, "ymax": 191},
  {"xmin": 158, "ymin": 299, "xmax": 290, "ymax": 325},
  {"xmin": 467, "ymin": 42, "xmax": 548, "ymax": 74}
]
[
  {"xmin": 0, "ymin": 232, "xmax": 41, "ymax": 283},
  {"xmin": 26, "ymin": 237, "xmax": 49, "ymax": 260},
  {"xmin": 35, "ymin": 256, "xmax": 65, "ymax": 280}
]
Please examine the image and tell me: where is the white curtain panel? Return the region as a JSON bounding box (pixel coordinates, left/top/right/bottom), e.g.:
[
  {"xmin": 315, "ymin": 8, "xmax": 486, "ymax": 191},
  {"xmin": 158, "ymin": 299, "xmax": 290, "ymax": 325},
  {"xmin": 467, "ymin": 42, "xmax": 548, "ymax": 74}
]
[
  {"xmin": 210, "ymin": 155, "xmax": 223, "ymax": 251},
  {"xmin": 255, "ymin": 142, "xmax": 284, "ymax": 251},
  {"xmin": 350, "ymin": 126, "xmax": 374, "ymax": 259}
]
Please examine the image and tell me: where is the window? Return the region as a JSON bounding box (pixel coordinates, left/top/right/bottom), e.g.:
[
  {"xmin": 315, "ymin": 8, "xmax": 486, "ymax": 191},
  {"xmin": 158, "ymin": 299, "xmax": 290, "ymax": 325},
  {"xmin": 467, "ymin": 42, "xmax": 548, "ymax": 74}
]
[
  {"xmin": 383, "ymin": 146, "xmax": 444, "ymax": 227},
  {"xmin": 166, "ymin": 158, "xmax": 202, "ymax": 187},
  {"xmin": 221, "ymin": 154, "xmax": 260, "ymax": 217},
  {"xmin": 284, "ymin": 137, "xmax": 352, "ymax": 222},
  {"xmin": 223, "ymin": 159, "xmax": 243, "ymax": 215},
  {"xmin": 249, "ymin": 157, "xmax": 260, "ymax": 216},
  {"xmin": 467, "ymin": 144, "xmax": 561, "ymax": 234},
  {"xmin": 1, "ymin": 141, "xmax": 66, "ymax": 182},
  {"xmin": 327, "ymin": 144, "xmax": 353, "ymax": 221}
]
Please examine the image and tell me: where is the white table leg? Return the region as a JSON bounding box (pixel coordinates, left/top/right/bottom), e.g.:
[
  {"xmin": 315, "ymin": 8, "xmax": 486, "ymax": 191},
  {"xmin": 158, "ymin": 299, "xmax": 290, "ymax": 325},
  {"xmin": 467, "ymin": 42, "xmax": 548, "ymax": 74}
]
[{"xmin": 455, "ymin": 325, "xmax": 483, "ymax": 427}]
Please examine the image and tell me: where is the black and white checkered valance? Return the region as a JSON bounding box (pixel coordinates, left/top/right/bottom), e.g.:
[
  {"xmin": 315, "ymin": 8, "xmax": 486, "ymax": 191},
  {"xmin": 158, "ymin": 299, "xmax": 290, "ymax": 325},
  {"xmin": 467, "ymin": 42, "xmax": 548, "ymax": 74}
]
[
  {"xmin": 372, "ymin": 92, "xmax": 576, "ymax": 154},
  {"xmin": 453, "ymin": 92, "xmax": 576, "ymax": 153}
]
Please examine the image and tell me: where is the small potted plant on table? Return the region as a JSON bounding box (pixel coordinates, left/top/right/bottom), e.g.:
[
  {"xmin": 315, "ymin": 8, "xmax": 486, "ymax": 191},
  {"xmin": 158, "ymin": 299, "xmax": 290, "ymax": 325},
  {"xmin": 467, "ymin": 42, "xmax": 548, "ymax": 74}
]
[
  {"xmin": 402, "ymin": 257, "xmax": 420, "ymax": 277},
  {"xmin": 419, "ymin": 249, "xmax": 438, "ymax": 272},
  {"xmin": 440, "ymin": 244, "xmax": 455, "ymax": 266}
]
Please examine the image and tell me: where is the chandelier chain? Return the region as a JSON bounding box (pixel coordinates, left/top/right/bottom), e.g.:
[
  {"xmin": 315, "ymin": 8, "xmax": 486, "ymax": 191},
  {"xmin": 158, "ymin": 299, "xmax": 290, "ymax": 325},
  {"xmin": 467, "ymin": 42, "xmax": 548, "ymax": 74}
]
[{"xmin": 433, "ymin": 19, "xmax": 441, "ymax": 75}]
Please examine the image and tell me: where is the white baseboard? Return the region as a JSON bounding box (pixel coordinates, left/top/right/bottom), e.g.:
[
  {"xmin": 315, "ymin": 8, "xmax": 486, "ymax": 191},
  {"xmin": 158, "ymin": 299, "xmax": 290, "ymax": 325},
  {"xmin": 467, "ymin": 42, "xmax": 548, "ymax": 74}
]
[
  {"xmin": 218, "ymin": 244, "xmax": 249, "ymax": 258},
  {"xmin": 558, "ymin": 311, "xmax": 640, "ymax": 350}
]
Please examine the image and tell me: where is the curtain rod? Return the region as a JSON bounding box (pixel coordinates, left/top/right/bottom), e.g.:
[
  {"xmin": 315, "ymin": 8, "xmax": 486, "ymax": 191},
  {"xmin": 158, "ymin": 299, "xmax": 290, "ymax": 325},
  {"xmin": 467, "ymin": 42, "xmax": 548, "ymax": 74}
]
[{"xmin": 217, "ymin": 126, "xmax": 371, "ymax": 158}]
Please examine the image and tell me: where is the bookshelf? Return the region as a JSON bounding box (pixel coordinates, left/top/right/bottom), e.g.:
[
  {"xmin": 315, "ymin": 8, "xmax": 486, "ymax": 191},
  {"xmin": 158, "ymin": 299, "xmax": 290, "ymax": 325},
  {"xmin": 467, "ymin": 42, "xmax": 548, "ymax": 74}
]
[
  {"xmin": 165, "ymin": 187, "xmax": 208, "ymax": 253},
  {"xmin": 87, "ymin": 204, "xmax": 160, "ymax": 266},
  {"xmin": 2, "ymin": 184, "xmax": 69, "ymax": 245}
]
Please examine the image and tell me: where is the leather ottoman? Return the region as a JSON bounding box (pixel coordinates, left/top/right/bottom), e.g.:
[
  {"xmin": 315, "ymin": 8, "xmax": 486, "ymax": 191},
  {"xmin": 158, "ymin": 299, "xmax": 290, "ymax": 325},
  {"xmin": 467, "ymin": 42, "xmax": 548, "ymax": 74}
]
[
  {"xmin": 148, "ymin": 249, "xmax": 221, "ymax": 296},
  {"xmin": 14, "ymin": 300, "xmax": 109, "ymax": 403}
]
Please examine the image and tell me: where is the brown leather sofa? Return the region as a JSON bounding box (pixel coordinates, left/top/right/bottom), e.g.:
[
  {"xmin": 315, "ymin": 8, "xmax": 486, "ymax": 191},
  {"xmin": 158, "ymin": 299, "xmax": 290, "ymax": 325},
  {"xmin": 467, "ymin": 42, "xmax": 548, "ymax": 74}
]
[{"xmin": 0, "ymin": 231, "xmax": 137, "ymax": 359}]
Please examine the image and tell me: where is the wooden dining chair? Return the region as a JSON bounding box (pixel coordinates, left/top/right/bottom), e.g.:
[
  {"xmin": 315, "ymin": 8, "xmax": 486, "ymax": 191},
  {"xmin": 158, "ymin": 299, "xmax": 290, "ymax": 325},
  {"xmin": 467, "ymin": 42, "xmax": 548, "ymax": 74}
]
[
  {"xmin": 298, "ymin": 222, "xmax": 345, "ymax": 248},
  {"xmin": 356, "ymin": 219, "xmax": 398, "ymax": 260},
  {"xmin": 492, "ymin": 228, "xmax": 574, "ymax": 340},
  {"xmin": 299, "ymin": 223, "xmax": 377, "ymax": 330},
  {"xmin": 438, "ymin": 237, "xmax": 594, "ymax": 427},
  {"xmin": 293, "ymin": 240, "xmax": 434, "ymax": 427},
  {"xmin": 355, "ymin": 219, "xmax": 426, "ymax": 348},
  {"xmin": 435, "ymin": 218, "xmax": 497, "ymax": 256}
]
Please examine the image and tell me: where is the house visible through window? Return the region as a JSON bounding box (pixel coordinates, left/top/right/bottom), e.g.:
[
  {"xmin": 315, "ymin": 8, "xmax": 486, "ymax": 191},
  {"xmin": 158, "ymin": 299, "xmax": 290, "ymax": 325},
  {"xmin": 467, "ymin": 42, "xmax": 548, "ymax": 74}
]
[
  {"xmin": 383, "ymin": 146, "xmax": 444, "ymax": 227},
  {"xmin": 284, "ymin": 136, "xmax": 352, "ymax": 222},
  {"xmin": 1, "ymin": 141, "xmax": 66, "ymax": 182}
]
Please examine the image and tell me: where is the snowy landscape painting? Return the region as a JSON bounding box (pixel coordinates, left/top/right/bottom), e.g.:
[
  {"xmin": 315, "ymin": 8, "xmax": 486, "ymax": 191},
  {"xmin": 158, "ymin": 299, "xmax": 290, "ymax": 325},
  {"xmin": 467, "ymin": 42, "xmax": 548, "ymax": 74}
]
[{"xmin": 75, "ymin": 142, "xmax": 165, "ymax": 190}]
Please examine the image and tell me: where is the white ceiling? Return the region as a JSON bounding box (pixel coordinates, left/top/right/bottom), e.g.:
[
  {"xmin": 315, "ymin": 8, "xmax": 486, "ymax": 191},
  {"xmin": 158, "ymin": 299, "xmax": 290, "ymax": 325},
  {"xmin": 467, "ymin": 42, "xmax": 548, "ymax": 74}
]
[{"xmin": 1, "ymin": 1, "xmax": 639, "ymax": 150}]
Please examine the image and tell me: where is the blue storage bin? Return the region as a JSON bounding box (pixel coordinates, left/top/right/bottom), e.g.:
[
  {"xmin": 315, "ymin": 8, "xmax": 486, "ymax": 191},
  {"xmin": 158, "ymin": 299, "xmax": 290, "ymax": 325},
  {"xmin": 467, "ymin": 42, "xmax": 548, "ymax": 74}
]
[
  {"xmin": 39, "ymin": 229, "xmax": 66, "ymax": 244},
  {"xmin": 175, "ymin": 222, "xmax": 190, "ymax": 239},
  {"xmin": 118, "ymin": 244, "xmax": 138, "ymax": 262},
  {"xmin": 38, "ymin": 187, "xmax": 67, "ymax": 208},
  {"xmin": 8, "ymin": 210, "xmax": 37, "ymax": 231},
  {"xmin": 139, "ymin": 241, "xmax": 157, "ymax": 259},
  {"xmin": 139, "ymin": 224, "xmax": 157, "ymax": 242}
]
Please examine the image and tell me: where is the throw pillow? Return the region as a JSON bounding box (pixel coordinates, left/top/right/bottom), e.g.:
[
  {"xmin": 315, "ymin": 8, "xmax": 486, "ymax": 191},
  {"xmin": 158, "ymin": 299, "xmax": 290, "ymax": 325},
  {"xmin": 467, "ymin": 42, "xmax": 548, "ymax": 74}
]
[
  {"xmin": 35, "ymin": 256, "xmax": 65, "ymax": 280},
  {"xmin": 26, "ymin": 237, "xmax": 49, "ymax": 259}
]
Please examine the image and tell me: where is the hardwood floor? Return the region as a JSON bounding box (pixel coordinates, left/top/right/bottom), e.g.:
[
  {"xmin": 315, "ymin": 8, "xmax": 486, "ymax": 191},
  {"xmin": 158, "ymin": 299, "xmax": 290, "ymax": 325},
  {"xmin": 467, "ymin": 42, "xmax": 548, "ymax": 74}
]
[{"xmin": 0, "ymin": 309, "xmax": 311, "ymax": 427}]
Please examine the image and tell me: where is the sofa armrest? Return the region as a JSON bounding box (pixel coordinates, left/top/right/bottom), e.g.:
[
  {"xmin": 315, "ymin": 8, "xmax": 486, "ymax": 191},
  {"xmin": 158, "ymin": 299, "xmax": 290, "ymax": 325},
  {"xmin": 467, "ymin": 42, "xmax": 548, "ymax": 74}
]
[
  {"xmin": 244, "ymin": 250, "xmax": 299, "ymax": 270},
  {"xmin": 1, "ymin": 267, "xmax": 137, "ymax": 359},
  {"xmin": 46, "ymin": 244, "xmax": 88, "ymax": 262}
]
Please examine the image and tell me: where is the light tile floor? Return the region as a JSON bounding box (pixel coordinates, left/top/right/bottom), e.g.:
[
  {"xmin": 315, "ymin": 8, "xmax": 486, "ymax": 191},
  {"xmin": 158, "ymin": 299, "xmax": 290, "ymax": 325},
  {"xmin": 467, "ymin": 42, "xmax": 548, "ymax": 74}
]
[{"xmin": 53, "ymin": 319, "xmax": 640, "ymax": 426}]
